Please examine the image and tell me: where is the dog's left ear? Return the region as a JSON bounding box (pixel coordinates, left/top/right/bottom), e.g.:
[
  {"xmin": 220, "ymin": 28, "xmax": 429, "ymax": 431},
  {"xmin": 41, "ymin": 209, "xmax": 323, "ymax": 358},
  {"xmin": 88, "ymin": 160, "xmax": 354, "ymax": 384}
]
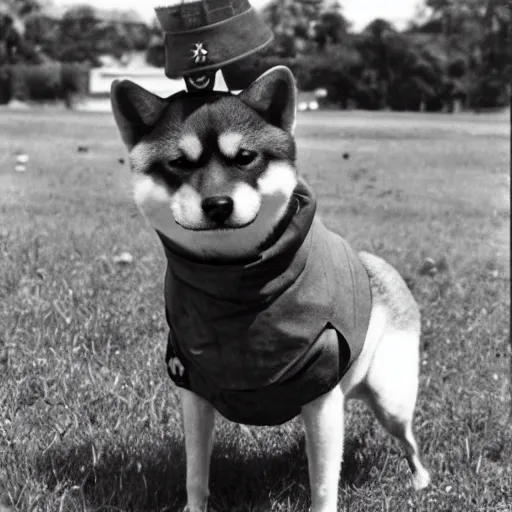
[
  {"xmin": 111, "ymin": 79, "xmax": 167, "ymax": 149},
  {"xmin": 239, "ymin": 66, "xmax": 297, "ymax": 133}
]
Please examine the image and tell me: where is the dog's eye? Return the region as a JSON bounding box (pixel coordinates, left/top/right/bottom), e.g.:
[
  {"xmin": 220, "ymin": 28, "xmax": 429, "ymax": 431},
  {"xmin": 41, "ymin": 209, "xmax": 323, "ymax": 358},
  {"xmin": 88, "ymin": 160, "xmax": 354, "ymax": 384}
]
[
  {"xmin": 168, "ymin": 157, "xmax": 196, "ymax": 170},
  {"xmin": 233, "ymin": 149, "xmax": 257, "ymax": 167}
]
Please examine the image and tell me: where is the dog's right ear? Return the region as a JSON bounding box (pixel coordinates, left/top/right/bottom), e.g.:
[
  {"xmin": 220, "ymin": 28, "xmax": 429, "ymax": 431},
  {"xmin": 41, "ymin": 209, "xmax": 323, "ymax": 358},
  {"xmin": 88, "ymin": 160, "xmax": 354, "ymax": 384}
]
[
  {"xmin": 110, "ymin": 80, "xmax": 167, "ymax": 150},
  {"xmin": 239, "ymin": 66, "xmax": 297, "ymax": 133}
]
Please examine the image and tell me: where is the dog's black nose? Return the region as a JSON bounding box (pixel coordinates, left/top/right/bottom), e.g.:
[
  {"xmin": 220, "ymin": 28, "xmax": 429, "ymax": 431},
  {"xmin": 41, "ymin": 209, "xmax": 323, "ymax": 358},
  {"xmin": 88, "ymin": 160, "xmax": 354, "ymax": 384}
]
[{"xmin": 201, "ymin": 196, "xmax": 234, "ymax": 225}]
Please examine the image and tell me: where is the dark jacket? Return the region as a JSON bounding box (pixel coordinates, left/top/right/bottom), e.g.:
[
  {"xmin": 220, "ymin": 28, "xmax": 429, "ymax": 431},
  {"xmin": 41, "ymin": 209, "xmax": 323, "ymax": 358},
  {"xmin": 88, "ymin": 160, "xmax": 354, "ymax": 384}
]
[{"xmin": 160, "ymin": 179, "xmax": 372, "ymax": 425}]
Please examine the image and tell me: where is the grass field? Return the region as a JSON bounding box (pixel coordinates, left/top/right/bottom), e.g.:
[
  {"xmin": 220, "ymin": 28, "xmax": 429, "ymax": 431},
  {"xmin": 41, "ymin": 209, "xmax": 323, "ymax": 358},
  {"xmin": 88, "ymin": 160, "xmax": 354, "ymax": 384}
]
[{"xmin": 0, "ymin": 108, "xmax": 510, "ymax": 512}]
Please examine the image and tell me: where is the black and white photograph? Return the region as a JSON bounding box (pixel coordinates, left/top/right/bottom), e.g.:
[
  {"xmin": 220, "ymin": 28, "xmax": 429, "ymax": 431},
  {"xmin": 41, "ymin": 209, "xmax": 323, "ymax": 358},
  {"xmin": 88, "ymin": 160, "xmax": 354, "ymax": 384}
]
[{"xmin": 0, "ymin": 0, "xmax": 510, "ymax": 510}]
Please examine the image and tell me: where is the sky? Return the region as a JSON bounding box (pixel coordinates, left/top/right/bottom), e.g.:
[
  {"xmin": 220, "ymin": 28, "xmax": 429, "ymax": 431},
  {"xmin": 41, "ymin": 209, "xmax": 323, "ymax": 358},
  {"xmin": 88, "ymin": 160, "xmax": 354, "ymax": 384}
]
[{"xmin": 55, "ymin": 0, "xmax": 422, "ymax": 31}]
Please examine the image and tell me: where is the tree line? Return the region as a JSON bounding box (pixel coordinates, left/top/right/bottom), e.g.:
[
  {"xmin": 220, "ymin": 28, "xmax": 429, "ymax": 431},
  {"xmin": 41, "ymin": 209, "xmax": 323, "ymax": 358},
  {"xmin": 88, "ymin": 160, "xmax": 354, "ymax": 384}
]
[
  {"xmin": 1, "ymin": 0, "xmax": 510, "ymax": 110},
  {"xmin": 221, "ymin": 0, "xmax": 510, "ymax": 111}
]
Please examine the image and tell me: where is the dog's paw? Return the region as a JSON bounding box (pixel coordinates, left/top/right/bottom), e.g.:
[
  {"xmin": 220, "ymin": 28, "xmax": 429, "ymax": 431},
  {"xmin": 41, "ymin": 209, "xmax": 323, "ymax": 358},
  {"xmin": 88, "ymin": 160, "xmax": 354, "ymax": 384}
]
[{"xmin": 412, "ymin": 467, "xmax": 431, "ymax": 490}]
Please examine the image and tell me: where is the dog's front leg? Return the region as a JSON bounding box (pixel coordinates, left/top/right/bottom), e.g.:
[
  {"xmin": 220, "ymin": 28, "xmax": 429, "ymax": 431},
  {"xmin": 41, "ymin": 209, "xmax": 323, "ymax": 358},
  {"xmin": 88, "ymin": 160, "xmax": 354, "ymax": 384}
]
[
  {"xmin": 180, "ymin": 388, "xmax": 216, "ymax": 512},
  {"xmin": 301, "ymin": 385, "xmax": 344, "ymax": 512}
]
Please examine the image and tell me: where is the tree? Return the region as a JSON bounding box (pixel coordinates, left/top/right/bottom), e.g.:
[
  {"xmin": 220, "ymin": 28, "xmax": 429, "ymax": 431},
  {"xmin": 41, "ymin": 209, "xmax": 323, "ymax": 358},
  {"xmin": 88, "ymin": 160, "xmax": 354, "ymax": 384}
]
[
  {"xmin": 1, "ymin": 0, "xmax": 45, "ymax": 17},
  {"xmin": 356, "ymin": 19, "xmax": 400, "ymax": 108},
  {"xmin": 53, "ymin": 5, "xmax": 148, "ymax": 65},
  {"xmin": 0, "ymin": 0, "xmax": 49, "ymax": 64},
  {"xmin": 145, "ymin": 17, "xmax": 166, "ymax": 67},
  {"xmin": 57, "ymin": 5, "xmax": 99, "ymax": 64},
  {"xmin": 295, "ymin": 43, "xmax": 362, "ymax": 107},
  {"xmin": 263, "ymin": 0, "xmax": 338, "ymax": 56},
  {"xmin": 0, "ymin": 14, "xmax": 44, "ymax": 64},
  {"xmin": 314, "ymin": 9, "xmax": 349, "ymax": 47},
  {"xmin": 410, "ymin": 0, "xmax": 510, "ymax": 108},
  {"xmin": 23, "ymin": 11, "xmax": 60, "ymax": 60},
  {"xmin": 473, "ymin": 0, "xmax": 511, "ymax": 107}
]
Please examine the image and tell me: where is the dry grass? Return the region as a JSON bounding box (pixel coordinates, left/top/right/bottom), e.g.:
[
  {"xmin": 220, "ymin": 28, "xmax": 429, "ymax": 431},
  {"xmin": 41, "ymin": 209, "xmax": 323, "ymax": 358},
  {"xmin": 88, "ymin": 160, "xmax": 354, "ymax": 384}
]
[{"xmin": 0, "ymin": 108, "xmax": 510, "ymax": 511}]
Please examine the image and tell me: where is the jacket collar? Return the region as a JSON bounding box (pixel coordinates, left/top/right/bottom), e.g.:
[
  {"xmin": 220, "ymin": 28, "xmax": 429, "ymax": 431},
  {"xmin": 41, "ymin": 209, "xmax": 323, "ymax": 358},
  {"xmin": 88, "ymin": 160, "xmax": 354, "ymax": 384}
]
[{"xmin": 158, "ymin": 178, "xmax": 316, "ymax": 302}]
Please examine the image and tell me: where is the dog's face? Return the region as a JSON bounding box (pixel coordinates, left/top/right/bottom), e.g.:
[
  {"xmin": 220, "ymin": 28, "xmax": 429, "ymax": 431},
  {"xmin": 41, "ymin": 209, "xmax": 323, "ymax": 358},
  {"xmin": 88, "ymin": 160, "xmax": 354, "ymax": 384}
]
[{"xmin": 111, "ymin": 66, "xmax": 298, "ymax": 260}]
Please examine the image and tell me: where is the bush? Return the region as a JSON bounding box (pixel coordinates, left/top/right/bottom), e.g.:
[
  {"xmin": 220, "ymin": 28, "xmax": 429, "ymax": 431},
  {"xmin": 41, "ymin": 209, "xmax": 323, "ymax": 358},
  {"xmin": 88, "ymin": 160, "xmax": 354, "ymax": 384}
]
[
  {"xmin": 11, "ymin": 63, "xmax": 61, "ymax": 101},
  {"xmin": 294, "ymin": 46, "xmax": 363, "ymax": 108},
  {"xmin": 61, "ymin": 63, "xmax": 90, "ymax": 107},
  {"xmin": 469, "ymin": 72, "xmax": 511, "ymax": 109},
  {"xmin": 146, "ymin": 43, "xmax": 165, "ymax": 68},
  {"xmin": 0, "ymin": 66, "xmax": 12, "ymax": 104},
  {"xmin": 7, "ymin": 63, "xmax": 89, "ymax": 105}
]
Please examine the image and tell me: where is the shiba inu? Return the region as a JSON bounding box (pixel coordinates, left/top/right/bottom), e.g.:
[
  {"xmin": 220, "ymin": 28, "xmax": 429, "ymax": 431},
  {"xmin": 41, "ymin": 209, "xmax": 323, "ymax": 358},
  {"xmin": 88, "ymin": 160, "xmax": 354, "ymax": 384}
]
[{"xmin": 111, "ymin": 66, "xmax": 430, "ymax": 512}]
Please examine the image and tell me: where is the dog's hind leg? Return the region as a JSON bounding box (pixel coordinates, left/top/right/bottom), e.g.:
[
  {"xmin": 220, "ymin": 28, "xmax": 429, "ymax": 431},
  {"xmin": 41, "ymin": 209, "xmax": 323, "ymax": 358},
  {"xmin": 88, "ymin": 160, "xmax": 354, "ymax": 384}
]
[
  {"xmin": 361, "ymin": 330, "xmax": 430, "ymax": 490},
  {"xmin": 357, "ymin": 252, "xmax": 430, "ymax": 490},
  {"xmin": 180, "ymin": 388, "xmax": 216, "ymax": 512},
  {"xmin": 301, "ymin": 383, "xmax": 344, "ymax": 512}
]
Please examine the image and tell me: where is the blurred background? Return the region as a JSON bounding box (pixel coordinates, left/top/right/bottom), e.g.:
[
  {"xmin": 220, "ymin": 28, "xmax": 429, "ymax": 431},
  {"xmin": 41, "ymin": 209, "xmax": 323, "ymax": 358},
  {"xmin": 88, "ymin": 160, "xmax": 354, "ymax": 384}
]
[{"xmin": 0, "ymin": 0, "xmax": 510, "ymax": 112}]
